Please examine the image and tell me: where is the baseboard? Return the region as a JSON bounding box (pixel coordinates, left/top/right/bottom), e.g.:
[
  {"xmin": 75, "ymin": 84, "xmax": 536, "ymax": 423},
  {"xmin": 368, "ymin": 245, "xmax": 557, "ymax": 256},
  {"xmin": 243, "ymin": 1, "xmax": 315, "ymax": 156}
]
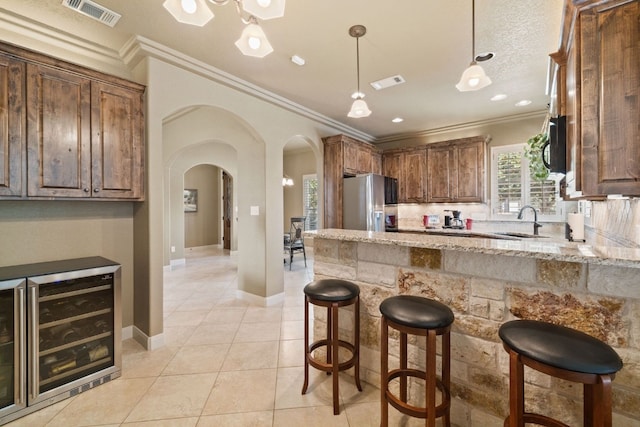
[
  {"xmin": 122, "ymin": 325, "xmax": 133, "ymax": 340},
  {"xmin": 236, "ymin": 289, "xmax": 285, "ymax": 307},
  {"xmin": 132, "ymin": 325, "xmax": 165, "ymax": 350}
]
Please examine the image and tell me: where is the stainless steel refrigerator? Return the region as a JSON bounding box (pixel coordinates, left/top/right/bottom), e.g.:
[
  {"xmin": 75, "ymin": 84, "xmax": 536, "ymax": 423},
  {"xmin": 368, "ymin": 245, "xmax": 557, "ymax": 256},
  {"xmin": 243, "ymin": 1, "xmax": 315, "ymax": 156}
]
[{"xmin": 343, "ymin": 174, "xmax": 386, "ymax": 232}]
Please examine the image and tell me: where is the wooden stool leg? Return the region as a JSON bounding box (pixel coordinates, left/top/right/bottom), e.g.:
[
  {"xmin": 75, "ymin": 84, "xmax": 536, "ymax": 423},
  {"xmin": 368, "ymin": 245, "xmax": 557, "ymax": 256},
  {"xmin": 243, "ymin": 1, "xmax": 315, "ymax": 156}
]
[
  {"xmin": 426, "ymin": 329, "xmax": 436, "ymax": 427},
  {"xmin": 585, "ymin": 375, "xmax": 613, "ymax": 427},
  {"xmin": 353, "ymin": 297, "xmax": 362, "ymax": 391},
  {"xmin": 331, "ymin": 302, "xmax": 340, "ymax": 415},
  {"xmin": 381, "ymin": 316, "xmax": 389, "ymax": 427},
  {"xmin": 400, "ymin": 331, "xmax": 408, "ymax": 402},
  {"xmin": 442, "ymin": 331, "xmax": 451, "ymax": 427},
  {"xmin": 506, "ymin": 349, "xmax": 525, "ymax": 427},
  {"xmin": 326, "ymin": 306, "xmax": 332, "ymax": 369},
  {"xmin": 301, "ymin": 295, "xmax": 310, "ymax": 395}
]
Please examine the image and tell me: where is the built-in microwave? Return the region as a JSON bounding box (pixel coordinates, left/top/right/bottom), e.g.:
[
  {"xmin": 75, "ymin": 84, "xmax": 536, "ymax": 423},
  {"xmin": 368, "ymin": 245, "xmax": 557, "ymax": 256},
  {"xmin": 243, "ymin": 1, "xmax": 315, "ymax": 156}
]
[{"xmin": 543, "ymin": 116, "xmax": 566, "ymax": 174}]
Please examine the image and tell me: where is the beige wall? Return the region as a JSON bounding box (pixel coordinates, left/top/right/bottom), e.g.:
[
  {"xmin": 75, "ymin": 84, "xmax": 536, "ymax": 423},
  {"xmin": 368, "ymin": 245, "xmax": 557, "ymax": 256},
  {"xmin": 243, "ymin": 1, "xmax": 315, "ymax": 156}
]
[
  {"xmin": 0, "ymin": 201, "xmax": 135, "ymax": 327},
  {"xmin": 283, "ymin": 148, "xmax": 317, "ymax": 232},
  {"xmin": 184, "ymin": 164, "xmax": 221, "ymax": 248}
]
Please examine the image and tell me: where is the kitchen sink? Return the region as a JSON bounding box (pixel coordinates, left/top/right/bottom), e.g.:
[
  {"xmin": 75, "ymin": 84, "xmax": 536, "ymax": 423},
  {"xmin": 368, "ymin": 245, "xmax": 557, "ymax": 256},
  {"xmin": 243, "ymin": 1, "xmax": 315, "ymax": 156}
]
[{"xmin": 494, "ymin": 232, "xmax": 548, "ymax": 239}]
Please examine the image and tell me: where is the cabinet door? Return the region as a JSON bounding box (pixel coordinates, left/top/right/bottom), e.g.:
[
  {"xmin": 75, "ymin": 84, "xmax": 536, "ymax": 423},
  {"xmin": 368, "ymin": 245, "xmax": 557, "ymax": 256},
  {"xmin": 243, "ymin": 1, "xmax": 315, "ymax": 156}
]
[
  {"xmin": 0, "ymin": 56, "xmax": 24, "ymax": 197},
  {"xmin": 343, "ymin": 140, "xmax": 358, "ymax": 175},
  {"xmin": 356, "ymin": 145, "xmax": 372, "ymax": 174},
  {"xmin": 383, "ymin": 151, "xmax": 403, "ymax": 200},
  {"xmin": 426, "ymin": 146, "xmax": 453, "ymax": 202},
  {"xmin": 26, "ymin": 64, "xmax": 91, "ymax": 198},
  {"xmin": 580, "ymin": 1, "xmax": 640, "ymax": 196},
  {"xmin": 404, "ymin": 149, "xmax": 426, "ymax": 203},
  {"xmin": 455, "ymin": 141, "xmax": 484, "ymax": 202},
  {"xmin": 371, "ymin": 151, "xmax": 382, "ymax": 175},
  {"xmin": 91, "ymin": 81, "xmax": 144, "ymax": 199}
]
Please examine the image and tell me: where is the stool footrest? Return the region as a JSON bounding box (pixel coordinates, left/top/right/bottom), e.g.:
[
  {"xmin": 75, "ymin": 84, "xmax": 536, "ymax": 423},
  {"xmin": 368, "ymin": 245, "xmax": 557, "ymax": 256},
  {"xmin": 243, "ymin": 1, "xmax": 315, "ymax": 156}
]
[
  {"xmin": 385, "ymin": 368, "xmax": 451, "ymax": 419},
  {"xmin": 306, "ymin": 339, "xmax": 358, "ymax": 373},
  {"xmin": 505, "ymin": 413, "xmax": 570, "ymax": 427}
]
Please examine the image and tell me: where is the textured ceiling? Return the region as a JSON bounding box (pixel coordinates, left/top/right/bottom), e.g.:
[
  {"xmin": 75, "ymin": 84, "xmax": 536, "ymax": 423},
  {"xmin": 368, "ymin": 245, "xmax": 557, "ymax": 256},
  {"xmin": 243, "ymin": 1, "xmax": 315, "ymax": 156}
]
[{"xmin": 0, "ymin": 0, "xmax": 564, "ymax": 142}]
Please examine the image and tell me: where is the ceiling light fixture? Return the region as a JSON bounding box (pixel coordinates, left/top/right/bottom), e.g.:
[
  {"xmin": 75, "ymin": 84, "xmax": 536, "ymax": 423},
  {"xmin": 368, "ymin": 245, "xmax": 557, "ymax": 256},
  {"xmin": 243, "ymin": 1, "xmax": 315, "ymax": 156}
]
[
  {"xmin": 456, "ymin": 0, "xmax": 492, "ymax": 92},
  {"xmin": 291, "ymin": 55, "xmax": 305, "ymax": 66},
  {"xmin": 347, "ymin": 25, "xmax": 372, "ymax": 119},
  {"xmin": 282, "ymin": 175, "xmax": 294, "ymax": 186},
  {"xmin": 163, "ymin": 0, "xmax": 285, "ymax": 57},
  {"xmin": 491, "ymin": 94, "xmax": 507, "ymax": 101}
]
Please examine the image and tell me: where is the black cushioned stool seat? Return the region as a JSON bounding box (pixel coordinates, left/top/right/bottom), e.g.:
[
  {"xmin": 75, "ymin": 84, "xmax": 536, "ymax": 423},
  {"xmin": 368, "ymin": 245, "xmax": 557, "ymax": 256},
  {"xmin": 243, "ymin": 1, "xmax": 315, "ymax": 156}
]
[
  {"xmin": 499, "ymin": 319, "xmax": 623, "ymax": 427},
  {"xmin": 380, "ymin": 295, "xmax": 455, "ymax": 427},
  {"xmin": 301, "ymin": 279, "xmax": 361, "ymax": 415}
]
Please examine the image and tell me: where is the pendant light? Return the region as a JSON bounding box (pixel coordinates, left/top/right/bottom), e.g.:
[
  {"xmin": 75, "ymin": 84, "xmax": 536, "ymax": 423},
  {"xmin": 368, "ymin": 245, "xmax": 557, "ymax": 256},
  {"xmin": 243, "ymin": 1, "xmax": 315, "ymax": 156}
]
[
  {"xmin": 347, "ymin": 25, "xmax": 372, "ymax": 118},
  {"xmin": 456, "ymin": 0, "xmax": 492, "ymax": 91}
]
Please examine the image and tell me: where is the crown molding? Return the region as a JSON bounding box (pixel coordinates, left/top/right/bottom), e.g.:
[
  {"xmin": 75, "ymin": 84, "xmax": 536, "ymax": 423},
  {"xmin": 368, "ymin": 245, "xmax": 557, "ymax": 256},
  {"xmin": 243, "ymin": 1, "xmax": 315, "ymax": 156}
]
[
  {"xmin": 374, "ymin": 110, "xmax": 548, "ymax": 144},
  {"xmin": 120, "ymin": 35, "xmax": 375, "ymax": 143},
  {"xmin": 0, "ymin": 10, "xmax": 130, "ymax": 79}
]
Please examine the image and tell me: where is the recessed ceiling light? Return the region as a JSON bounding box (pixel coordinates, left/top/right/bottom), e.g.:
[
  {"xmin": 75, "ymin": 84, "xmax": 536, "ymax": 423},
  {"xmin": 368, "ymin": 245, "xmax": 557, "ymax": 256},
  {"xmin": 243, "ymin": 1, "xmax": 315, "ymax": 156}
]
[
  {"xmin": 475, "ymin": 52, "xmax": 494, "ymax": 62},
  {"xmin": 351, "ymin": 91, "xmax": 365, "ymax": 100},
  {"xmin": 491, "ymin": 94, "xmax": 507, "ymax": 101},
  {"xmin": 291, "ymin": 55, "xmax": 305, "ymax": 66},
  {"xmin": 515, "ymin": 99, "xmax": 532, "ymax": 107},
  {"xmin": 392, "ymin": 117, "xmax": 403, "ymax": 123}
]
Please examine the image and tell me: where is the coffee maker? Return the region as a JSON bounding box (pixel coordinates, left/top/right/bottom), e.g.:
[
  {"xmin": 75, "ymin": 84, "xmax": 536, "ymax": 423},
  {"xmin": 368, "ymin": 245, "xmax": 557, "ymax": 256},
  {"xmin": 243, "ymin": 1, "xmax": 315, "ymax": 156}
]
[{"xmin": 443, "ymin": 210, "xmax": 464, "ymax": 229}]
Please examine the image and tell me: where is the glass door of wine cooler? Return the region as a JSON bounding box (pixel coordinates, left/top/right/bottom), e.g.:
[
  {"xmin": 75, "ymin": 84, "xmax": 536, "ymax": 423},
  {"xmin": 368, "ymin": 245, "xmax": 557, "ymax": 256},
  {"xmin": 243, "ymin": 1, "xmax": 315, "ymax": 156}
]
[
  {"xmin": 27, "ymin": 265, "xmax": 121, "ymax": 405},
  {"xmin": 0, "ymin": 278, "xmax": 26, "ymax": 420}
]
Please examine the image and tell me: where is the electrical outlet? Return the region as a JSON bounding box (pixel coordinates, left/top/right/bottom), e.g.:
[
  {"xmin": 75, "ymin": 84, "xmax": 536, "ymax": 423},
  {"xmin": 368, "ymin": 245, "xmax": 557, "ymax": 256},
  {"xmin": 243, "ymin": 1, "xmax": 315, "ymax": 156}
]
[{"xmin": 171, "ymin": 246, "xmax": 176, "ymax": 253}]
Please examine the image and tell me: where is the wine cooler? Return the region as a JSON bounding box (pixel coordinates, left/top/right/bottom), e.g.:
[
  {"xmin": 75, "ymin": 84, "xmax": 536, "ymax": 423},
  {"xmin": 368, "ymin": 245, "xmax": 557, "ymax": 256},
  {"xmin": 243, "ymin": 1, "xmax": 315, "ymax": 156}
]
[{"xmin": 0, "ymin": 257, "xmax": 121, "ymax": 425}]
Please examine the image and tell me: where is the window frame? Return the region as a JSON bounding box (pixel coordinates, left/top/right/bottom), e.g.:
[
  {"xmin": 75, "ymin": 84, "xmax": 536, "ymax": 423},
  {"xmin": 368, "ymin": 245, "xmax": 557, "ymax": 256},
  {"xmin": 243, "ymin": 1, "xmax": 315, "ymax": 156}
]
[
  {"xmin": 490, "ymin": 143, "xmax": 564, "ymax": 222},
  {"xmin": 302, "ymin": 173, "xmax": 318, "ymax": 231}
]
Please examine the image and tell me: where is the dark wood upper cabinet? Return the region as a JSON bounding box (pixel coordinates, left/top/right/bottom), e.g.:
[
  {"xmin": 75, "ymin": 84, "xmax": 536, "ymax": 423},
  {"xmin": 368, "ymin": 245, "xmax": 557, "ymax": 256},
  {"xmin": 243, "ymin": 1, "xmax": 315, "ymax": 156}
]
[
  {"xmin": 26, "ymin": 63, "xmax": 92, "ymax": 198},
  {"xmin": 426, "ymin": 137, "xmax": 485, "ymax": 203},
  {"xmin": 0, "ymin": 55, "xmax": 24, "ymax": 197},
  {"xmin": 383, "ymin": 147, "xmax": 427, "ymax": 203},
  {"xmin": 0, "ymin": 41, "xmax": 145, "ymax": 201},
  {"xmin": 559, "ymin": 0, "xmax": 640, "ymax": 198},
  {"xmin": 91, "ymin": 81, "xmax": 144, "ymax": 199}
]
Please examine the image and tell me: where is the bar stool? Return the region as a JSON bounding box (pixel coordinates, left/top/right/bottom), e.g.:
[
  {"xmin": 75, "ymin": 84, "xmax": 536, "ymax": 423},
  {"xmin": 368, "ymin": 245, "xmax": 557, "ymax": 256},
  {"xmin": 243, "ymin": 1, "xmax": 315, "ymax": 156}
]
[
  {"xmin": 380, "ymin": 295, "xmax": 454, "ymax": 427},
  {"xmin": 499, "ymin": 319, "xmax": 624, "ymax": 427},
  {"xmin": 301, "ymin": 279, "xmax": 362, "ymax": 415}
]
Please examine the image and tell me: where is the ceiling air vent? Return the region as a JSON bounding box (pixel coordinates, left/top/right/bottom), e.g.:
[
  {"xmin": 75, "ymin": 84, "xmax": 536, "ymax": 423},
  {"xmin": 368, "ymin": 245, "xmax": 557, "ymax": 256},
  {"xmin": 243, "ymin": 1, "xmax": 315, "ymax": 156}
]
[
  {"xmin": 370, "ymin": 75, "xmax": 406, "ymax": 91},
  {"xmin": 62, "ymin": 0, "xmax": 121, "ymax": 27}
]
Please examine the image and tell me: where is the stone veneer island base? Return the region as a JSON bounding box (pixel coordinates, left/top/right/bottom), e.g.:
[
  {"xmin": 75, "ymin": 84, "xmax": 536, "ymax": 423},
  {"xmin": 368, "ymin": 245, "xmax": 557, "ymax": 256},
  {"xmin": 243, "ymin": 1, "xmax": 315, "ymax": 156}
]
[{"xmin": 310, "ymin": 229, "xmax": 640, "ymax": 426}]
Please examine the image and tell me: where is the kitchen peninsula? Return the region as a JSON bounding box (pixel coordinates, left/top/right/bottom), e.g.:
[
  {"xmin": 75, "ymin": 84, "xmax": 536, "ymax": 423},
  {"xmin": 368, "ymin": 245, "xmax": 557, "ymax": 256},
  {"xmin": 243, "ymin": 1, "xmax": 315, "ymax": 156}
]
[{"xmin": 310, "ymin": 229, "xmax": 640, "ymax": 426}]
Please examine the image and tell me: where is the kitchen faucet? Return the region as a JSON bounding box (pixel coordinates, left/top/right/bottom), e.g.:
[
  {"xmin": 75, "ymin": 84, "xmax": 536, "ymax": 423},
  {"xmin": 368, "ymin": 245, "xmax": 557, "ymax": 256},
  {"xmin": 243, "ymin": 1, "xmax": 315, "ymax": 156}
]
[{"xmin": 518, "ymin": 205, "xmax": 542, "ymax": 236}]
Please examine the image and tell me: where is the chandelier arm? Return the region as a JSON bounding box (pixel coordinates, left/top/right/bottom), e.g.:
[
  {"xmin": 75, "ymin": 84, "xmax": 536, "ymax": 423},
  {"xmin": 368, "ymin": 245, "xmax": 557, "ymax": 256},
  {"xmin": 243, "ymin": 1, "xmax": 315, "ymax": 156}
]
[
  {"xmin": 233, "ymin": 0, "xmax": 255, "ymax": 24},
  {"xmin": 209, "ymin": 0, "xmax": 230, "ymax": 5}
]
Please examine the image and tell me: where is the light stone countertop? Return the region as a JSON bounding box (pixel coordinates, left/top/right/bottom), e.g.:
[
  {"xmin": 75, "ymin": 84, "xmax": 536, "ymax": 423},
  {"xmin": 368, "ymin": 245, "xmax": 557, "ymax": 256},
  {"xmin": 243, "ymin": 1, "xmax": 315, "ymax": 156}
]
[{"xmin": 309, "ymin": 228, "xmax": 640, "ymax": 268}]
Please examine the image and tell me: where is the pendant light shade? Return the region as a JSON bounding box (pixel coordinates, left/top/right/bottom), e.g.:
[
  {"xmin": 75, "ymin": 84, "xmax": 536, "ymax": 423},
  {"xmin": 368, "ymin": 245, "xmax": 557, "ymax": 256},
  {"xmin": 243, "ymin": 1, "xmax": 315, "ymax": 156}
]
[
  {"xmin": 347, "ymin": 25, "xmax": 371, "ymax": 118},
  {"xmin": 456, "ymin": 0, "xmax": 491, "ymax": 92},
  {"xmin": 348, "ymin": 98, "xmax": 372, "ymax": 118},
  {"xmin": 235, "ymin": 22, "xmax": 273, "ymax": 57},
  {"xmin": 242, "ymin": 0, "xmax": 285, "ymax": 20},
  {"xmin": 456, "ymin": 63, "xmax": 492, "ymax": 91},
  {"xmin": 163, "ymin": 0, "xmax": 214, "ymax": 26}
]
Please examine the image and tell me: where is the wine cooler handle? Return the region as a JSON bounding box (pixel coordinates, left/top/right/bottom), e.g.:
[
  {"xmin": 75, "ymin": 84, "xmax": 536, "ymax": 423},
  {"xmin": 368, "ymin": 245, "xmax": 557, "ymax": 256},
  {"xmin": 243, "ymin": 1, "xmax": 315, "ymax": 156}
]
[
  {"xmin": 17, "ymin": 284, "xmax": 26, "ymax": 407},
  {"xmin": 28, "ymin": 284, "xmax": 38, "ymax": 402}
]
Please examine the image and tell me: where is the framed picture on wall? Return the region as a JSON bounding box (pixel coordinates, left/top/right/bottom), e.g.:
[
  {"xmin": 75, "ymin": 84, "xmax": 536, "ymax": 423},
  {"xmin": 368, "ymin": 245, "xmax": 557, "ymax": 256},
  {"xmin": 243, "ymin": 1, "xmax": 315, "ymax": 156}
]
[{"xmin": 184, "ymin": 189, "xmax": 198, "ymax": 212}]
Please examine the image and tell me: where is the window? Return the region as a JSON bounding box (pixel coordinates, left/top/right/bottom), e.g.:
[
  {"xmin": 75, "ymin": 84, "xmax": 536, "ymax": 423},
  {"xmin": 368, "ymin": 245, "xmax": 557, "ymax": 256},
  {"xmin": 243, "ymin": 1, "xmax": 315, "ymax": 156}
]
[
  {"xmin": 491, "ymin": 144, "xmax": 563, "ymax": 221},
  {"xmin": 302, "ymin": 174, "xmax": 318, "ymax": 230}
]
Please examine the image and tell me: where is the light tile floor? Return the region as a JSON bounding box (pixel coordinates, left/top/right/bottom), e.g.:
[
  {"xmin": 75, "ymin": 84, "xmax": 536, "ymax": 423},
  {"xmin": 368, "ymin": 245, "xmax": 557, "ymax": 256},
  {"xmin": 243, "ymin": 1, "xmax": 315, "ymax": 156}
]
[{"xmin": 5, "ymin": 246, "xmax": 430, "ymax": 426}]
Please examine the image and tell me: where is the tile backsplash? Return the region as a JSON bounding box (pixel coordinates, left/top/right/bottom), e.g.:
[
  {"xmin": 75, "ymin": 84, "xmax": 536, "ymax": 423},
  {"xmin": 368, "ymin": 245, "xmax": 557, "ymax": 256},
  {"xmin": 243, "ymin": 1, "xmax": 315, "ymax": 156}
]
[
  {"xmin": 587, "ymin": 199, "xmax": 640, "ymax": 248},
  {"xmin": 394, "ymin": 199, "xmax": 640, "ymax": 248}
]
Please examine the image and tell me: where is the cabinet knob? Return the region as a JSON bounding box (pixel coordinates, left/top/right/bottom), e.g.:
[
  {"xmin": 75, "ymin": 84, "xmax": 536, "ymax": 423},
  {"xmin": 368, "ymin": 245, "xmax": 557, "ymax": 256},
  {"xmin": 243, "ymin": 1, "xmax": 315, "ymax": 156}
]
[
  {"xmin": 93, "ymin": 188, "xmax": 99, "ymax": 193},
  {"xmin": 83, "ymin": 188, "xmax": 89, "ymax": 193}
]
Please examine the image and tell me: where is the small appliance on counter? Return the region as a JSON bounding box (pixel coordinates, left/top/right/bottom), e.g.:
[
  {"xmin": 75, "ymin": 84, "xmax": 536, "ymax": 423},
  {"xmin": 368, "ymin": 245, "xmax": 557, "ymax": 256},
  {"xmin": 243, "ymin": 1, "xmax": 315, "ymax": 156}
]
[
  {"xmin": 443, "ymin": 210, "xmax": 464, "ymax": 229},
  {"xmin": 423, "ymin": 214, "xmax": 440, "ymax": 229},
  {"xmin": 385, "ymin": 205, "xmax": 398, "ymax": 232}
]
